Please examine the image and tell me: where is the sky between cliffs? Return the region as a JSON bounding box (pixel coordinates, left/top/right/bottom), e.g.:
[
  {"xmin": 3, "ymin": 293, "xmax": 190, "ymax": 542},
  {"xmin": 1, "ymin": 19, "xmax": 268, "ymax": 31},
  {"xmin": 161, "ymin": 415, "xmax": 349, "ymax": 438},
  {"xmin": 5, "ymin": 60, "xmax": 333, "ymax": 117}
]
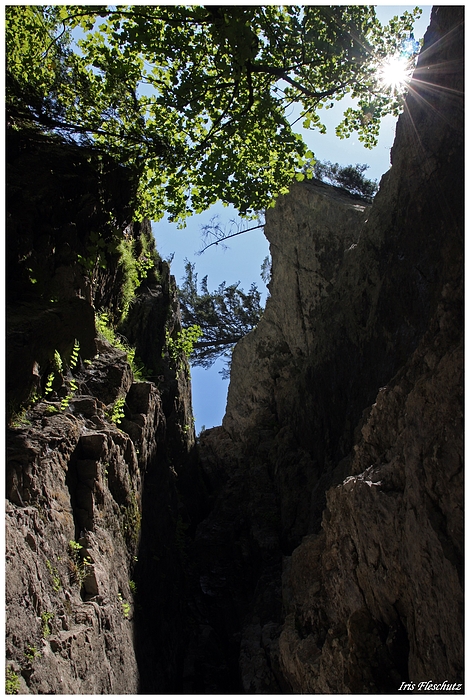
[{"xmin": 153, "ymin": 5, "xmax": 433, "ymax": 434}]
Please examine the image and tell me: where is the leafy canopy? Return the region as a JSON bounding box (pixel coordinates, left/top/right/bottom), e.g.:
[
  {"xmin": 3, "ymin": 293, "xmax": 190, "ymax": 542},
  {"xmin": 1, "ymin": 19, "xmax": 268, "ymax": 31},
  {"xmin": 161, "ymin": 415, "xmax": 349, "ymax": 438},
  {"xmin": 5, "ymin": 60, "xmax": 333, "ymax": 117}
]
[{"xmin": 6, "ymin": 5, "xmax": 421, "ymax": 222}]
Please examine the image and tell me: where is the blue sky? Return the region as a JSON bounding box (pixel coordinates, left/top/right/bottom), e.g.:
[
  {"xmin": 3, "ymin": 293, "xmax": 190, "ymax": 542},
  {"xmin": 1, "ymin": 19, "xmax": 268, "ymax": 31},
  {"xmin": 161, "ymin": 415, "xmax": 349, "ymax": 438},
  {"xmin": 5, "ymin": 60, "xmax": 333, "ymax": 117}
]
[{"xmin": 152, "ymin": 6, "xmax": 433, "ymax": 433}]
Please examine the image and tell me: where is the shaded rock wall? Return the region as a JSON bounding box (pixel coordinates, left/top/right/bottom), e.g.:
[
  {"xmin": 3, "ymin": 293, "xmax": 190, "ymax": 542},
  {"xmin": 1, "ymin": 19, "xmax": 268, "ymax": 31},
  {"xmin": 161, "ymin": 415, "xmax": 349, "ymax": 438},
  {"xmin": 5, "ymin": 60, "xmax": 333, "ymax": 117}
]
[
  {"xmin": 6, "ymin": 130, "xmax": 134, "ymax": 417},
  {"xmin": 5, "ymin": 131, "xmax": 203, "ymax": 693},
  {"xmin": 197, "ymin": 5, "xmax": 463, "ymax": 692},
  {"xmin": 6, "ymin": 319, "xmax": 200, "ymax": 693},
  {"xmin": 277, "ymin": 7, "xmax": 464, "ymax": 690}
]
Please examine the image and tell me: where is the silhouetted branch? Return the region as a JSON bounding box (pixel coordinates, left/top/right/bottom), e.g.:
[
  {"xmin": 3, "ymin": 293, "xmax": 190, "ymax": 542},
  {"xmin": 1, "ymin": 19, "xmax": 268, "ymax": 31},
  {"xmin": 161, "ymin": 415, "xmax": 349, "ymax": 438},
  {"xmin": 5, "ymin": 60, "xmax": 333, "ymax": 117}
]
[{"xmin": 197, "ymin": 222, "xmax": 265, "ymax": 254}]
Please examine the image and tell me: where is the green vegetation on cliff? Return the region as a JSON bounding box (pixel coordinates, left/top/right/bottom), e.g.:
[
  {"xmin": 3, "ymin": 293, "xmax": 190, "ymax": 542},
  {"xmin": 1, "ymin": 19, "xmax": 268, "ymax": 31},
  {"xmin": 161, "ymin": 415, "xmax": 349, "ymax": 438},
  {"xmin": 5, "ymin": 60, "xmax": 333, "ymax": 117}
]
[{"xmin": 310, "ymin": 160, "xmax": 379, "ymax": 201}]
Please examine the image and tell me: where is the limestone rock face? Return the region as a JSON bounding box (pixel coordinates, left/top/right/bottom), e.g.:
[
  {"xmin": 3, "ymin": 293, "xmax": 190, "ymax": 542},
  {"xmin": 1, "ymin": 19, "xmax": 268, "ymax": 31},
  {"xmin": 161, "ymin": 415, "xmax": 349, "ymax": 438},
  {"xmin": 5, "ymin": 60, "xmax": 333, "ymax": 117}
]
[
  {"xmin": 198, "ymin": 5, "xmax": 463, "ymax": 692},
  {"xmin": 224, "ymin": 180, "xmax": 369, "ymax": 440}
]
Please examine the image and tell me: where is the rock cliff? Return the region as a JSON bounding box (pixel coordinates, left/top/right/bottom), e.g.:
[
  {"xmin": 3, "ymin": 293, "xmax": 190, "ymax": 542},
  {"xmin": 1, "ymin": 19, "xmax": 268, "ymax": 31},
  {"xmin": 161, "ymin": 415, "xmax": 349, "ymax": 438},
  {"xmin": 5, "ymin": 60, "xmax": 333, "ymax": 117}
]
[
  {"xmin": 5, "ymin": 5, "xmax": 463, "ymax": 695},
  {"xmin": 196, "ymin": 5, "xmax": 463, "ymax": 692},
  {"xmin": 5, "ymin": 132, "xmax": 203, "ymax": 693}
]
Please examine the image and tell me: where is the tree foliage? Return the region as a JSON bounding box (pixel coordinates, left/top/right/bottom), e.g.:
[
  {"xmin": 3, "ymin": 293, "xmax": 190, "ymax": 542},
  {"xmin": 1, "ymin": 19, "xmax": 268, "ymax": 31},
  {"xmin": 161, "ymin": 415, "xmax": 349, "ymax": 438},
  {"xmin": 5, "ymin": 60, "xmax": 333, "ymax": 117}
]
[
  {"xmin": 312, "ymin": 160, "xmax": 378, "ymax": 200},
  {"xmin": 178, "ymin": 262, "xmax": 263, "ymax": 376},
  {"xmin": 6, "ymin": 5, "xmax": 421, "ymax": 222}
]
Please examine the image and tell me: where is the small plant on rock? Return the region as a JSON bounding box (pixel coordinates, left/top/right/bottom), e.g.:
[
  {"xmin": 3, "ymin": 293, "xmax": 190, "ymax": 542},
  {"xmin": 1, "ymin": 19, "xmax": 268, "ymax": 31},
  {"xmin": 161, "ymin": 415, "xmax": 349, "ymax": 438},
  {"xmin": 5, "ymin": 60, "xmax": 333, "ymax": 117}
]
[
  {"xmin": 52, "ymin": 349, "xmax": 63, "ymax": 374},
  {"xmin": 44, "ymin": 344, "xmax": 80, "ymax": 409},
  {"xmin": 121, "ymin": 491, "xmax": 141, "ymax": 546},
  {"xmin": 44, "ymin": 372, "xmax": 55, "ymax": 397},
  {"xmin": 40, "ymin": 611, "xmax": 53, "ymax": 638},
  {"xmin": 45, "ymin": 405, "xmax": 60, "ymax": 415},
  {"xmin": 117, "ymin": 228, "xmax": 160, "ymax": 320},
  {"xmin": 165, "ymin": 324, "xmax": 202, "ymax": 376},
  {"xmin": 9, "ymin": 407, "xmax": 31, "ymax": 428},
  {"xmin": 60, "ymin": 378, "xmax": 78, "ymax": 411},
  {"xmin": 46, "ymin": 559, "xmax": 61, "ymax": 592},
  {"xmin": 166, "ymin": 325, "xmax": 202, "ymax": 363},
  {"xmin": 118, "ymin": 592, "xmax": 131, "ymax": 619},
  {"xmin": 24, "ymin": 645, "xmax": 41, "ymax": 662},
  {"xmin": 96, "ymin": 312, "xmax": 151, "ymax": 381},
  {"xmin": 95, "ymin": 312, "xmax": 117, "ymax": 345},
  {"xmin": 107, "ymin": 396, "xmax": 126, "ymax": 425},
  {"xmin": 5, "ymin": 667, "xmax": 20, "ymax": 695},
  {"xmin": 68, "ymin": 540, "xmax": 91, "ymax": 586},
  {"xmin": 69, "ymin": 339, "xmax": 80, "ymax": 369}
]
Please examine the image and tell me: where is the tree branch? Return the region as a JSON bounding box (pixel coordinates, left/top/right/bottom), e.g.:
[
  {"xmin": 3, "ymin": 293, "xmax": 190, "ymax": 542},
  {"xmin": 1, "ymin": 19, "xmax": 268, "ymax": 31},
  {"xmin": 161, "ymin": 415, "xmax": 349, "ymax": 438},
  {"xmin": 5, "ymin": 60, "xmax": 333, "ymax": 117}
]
[
  {"xmin": 193, "ymin": 337, "xmax": 242, "ymax": 349},
  {"xmin": 198, "ymin": 223, "xmax": 264, "ymax": 254},
  {"xmin": 250, "ymin": 63, "xmax": 347, "ymax": 100}
]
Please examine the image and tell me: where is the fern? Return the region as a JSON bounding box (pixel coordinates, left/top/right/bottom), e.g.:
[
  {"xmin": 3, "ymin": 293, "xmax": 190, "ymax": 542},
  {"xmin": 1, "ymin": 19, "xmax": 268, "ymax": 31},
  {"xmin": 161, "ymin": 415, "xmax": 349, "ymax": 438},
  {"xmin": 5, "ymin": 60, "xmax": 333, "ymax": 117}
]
[{"xmin": 69, "ymin": 339, "xmax": 80, "ymax": 369}]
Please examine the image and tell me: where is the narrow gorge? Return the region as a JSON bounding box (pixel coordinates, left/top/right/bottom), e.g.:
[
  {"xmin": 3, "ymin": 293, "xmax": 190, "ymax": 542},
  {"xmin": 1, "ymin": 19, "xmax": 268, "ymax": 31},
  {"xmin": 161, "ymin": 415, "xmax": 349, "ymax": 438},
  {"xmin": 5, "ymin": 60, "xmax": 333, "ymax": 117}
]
[{"xmin": 5, "ymin": 6, "xmax": 463, "ymax": 694}]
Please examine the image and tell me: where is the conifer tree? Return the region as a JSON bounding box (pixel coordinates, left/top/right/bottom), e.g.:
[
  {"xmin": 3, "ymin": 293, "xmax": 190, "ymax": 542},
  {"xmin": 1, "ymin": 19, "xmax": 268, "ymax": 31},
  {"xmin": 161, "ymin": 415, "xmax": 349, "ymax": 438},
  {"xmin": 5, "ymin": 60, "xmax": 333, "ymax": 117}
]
[{"xmin": 178, "ymin": 262, "xmax": 263, "ymax": 376}]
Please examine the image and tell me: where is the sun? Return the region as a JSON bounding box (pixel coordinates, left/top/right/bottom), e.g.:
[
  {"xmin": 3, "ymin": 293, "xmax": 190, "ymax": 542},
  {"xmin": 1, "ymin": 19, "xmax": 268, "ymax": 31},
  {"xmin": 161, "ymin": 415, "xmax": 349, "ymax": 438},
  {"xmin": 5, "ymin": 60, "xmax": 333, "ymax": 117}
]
[{"xmin": 377, "ymin": 54, "xmax": 412, "ymax": 94}]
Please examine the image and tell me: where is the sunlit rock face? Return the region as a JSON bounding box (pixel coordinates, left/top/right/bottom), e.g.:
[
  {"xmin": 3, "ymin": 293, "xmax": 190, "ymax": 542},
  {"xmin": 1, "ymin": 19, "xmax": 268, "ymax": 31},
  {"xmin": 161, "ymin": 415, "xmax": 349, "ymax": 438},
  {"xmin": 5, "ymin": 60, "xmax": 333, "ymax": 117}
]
[
  {"xmin": 224, "ymin": 179, "xmax": 370, "ymax": 444},
  {"xmin": 200, "ymin": 5, "xmax": 463, "ymax": 692},
  {"xmin": 6, "ymin": 390, "xmax": 143, "ymax": 694},
  {"xmin": 224, "ymin": 180, "xmax": 374, "ymax": 546}
]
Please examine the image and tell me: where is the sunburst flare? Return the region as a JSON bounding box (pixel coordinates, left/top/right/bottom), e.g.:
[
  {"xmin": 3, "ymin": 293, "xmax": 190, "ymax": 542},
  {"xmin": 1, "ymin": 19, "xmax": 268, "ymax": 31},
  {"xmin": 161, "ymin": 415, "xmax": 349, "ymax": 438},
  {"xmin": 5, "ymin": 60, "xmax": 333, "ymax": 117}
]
[{"xmin": 377, "ymin": 54, "xmax": 413, "ymax": 94}]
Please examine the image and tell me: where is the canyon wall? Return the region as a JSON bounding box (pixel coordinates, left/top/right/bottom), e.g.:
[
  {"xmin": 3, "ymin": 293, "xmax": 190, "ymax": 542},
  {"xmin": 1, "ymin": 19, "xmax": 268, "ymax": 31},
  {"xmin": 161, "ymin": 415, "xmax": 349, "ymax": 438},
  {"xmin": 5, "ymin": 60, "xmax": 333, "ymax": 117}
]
[
  {"xmin": 197, "ymin": 5, "xmax": 463, "ymax": 692},
  {"xmin": 5, "ymin": 133, "xmax": 204, "ymax": 693}
]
